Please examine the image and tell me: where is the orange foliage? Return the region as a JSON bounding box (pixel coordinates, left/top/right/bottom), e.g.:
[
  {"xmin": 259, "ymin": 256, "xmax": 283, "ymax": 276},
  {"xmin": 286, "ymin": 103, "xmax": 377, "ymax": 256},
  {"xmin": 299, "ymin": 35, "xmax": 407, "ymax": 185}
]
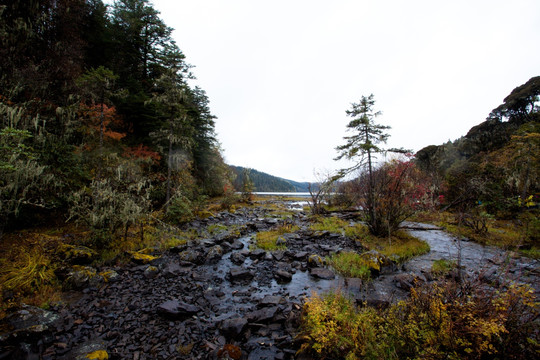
[
  {"xmin": 78, "ymin": 103, "xmax": 126, "ymax": 141},
  {"xmin": 123, "ymin": 144, "xmax": 161, "ymax": 164}
]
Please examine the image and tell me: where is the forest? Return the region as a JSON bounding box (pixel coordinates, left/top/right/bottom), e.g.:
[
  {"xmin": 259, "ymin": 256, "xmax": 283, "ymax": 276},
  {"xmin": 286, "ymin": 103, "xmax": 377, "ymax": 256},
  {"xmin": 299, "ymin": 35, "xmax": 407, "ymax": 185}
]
[{"xmin": 1, "ymin": 0, "xmax": 231, "ymax": 239}]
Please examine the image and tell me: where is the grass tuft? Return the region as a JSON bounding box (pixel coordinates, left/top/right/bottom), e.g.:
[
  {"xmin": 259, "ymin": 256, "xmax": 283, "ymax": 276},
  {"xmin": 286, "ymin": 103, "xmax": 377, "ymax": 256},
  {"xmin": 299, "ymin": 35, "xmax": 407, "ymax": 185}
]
[{"xmin": 326, "ymin": 251, "xmax": 371, "ymax": 280}]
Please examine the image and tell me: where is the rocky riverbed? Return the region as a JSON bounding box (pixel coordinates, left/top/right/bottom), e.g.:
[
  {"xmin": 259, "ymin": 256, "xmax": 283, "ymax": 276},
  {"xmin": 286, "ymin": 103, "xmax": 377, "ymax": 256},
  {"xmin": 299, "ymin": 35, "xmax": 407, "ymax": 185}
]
[{"xmin": 1, "ymin": 201, "xmax": 538, "ymax": 359}]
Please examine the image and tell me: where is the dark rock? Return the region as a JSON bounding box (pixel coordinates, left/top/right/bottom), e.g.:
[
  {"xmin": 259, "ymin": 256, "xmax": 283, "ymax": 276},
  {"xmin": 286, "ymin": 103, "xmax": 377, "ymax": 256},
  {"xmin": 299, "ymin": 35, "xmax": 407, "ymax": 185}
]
[
  {"xmin": 272, "ymin": 251, "xmax": 285, "ymax": 261},
  {"xmin": 293, "ymin": 251, "xmax": 308, "ymax": 260},
  {"xmin": 247, "ymin": 307, "xmax": 278, "ymax": 323},
  {"xmin": 307, "ymin": 254, "xmax": 324, "ymax": 268},
  {"xmin": 248, "ymin": 346, "xmax": 281, "ymax": 360},
  {"xmin": 143, "ymin": 265, "xmax": 159, "ymax": 279},
  {"xmin": 230, "ymin": 240, "xmax": 245, "ymax": 250},
  {"xmin": 309, "ymin": 267, "xmax": 335, "ymax": 280},
  {"xmin": 230, "ymin": 252, "xmax": 246, "ymax": 265},
  {"xmin": 178, "ymin": 249, "xmax": 205, "ymax": 264},
  {"xmin": 258, "ymin": 296, "xmax": 284, "ymax": 308},
  {"xmin": 157, "ymin": 300, "xmax": 200, "ymax": 320},
  {"xmin": 228, "ymin": 267, "xmax": 254, "ymax": 282},
  {"xmin": 275, "ymin": 236, "xmax": 287, "ymax": 247},
  {"xmin": 249, "ymin": 249, "xmax": 266, "ymax": 259},
  {"xmin": 274, "ymin": 270, "xmax": 292, "ymax": 283},
  {"xmin": 205, "ymin": 245, "xmax": 224, "ymax": 264},
  {"xmin": 220, "ymin": 317, "xmax": 248, "ymax": 337}
]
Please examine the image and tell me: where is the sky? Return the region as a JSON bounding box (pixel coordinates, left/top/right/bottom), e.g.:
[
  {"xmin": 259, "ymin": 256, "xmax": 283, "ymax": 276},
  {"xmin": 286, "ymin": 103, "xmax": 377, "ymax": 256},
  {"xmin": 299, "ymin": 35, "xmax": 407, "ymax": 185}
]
[{"xmin": 150, "ymin": 0, "xmax": 540, "ymax": 182}]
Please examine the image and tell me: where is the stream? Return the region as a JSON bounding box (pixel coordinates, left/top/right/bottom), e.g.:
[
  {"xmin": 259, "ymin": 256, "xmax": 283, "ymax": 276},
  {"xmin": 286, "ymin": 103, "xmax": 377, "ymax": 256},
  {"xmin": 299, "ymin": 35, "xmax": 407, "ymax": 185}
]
[{"xmin": 1, "ymin": 203, "xmax": 538, "ymax": 360}]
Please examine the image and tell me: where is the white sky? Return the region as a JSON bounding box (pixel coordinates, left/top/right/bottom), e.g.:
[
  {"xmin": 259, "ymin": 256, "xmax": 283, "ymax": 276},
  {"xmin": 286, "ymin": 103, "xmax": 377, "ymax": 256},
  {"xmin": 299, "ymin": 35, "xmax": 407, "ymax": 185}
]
[{"xmin": 151, "ymin": 0, "xmax": 540, "ymax": 182}]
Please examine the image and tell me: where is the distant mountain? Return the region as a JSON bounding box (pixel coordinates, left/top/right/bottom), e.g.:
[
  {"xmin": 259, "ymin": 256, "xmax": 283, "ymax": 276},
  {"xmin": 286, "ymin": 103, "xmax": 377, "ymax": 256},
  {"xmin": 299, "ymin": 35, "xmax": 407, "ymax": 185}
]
[{"xmin": 229, "ymin": 165, "xmax": 310, "ymax": 192}]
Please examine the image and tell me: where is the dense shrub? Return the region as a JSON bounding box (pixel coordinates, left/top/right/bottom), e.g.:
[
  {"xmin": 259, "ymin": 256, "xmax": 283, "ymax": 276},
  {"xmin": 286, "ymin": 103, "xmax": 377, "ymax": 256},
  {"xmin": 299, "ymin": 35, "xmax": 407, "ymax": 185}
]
[{"xmin": 298, "ymin": 279, "xmax": 539, "ymax": 359}]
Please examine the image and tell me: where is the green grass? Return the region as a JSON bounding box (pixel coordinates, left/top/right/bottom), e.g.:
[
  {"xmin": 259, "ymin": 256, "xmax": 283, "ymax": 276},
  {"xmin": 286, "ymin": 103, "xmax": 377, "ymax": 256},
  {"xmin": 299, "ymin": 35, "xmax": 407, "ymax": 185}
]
[
  {"xmin": 326, "ymin": 251, "xmax": 371, "ymax": 280},
  {"xmin": 254, "ymin": 223, "xmax": 299, "ymax": 251},
  {"xmin": 431, "ymin": 259, "xmax": 457, "ymax": 276},
  {"xmin": 361, "ymin": 230, "xmax": 430, "ymax": 263},
  {"xmin": 310, "ymin": 216, "xmax": 349, "ymax": 233}
]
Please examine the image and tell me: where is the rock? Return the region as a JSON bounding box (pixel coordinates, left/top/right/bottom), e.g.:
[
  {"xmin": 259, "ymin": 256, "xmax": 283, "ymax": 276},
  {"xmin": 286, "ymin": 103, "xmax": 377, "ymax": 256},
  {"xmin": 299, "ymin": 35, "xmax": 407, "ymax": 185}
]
[
  {"xmin": 230, "ymin": 252, "xmax": 246, "ymax": 265},
  {"xmin": 274, "ymin": 269, "xmax": 292, "ymax": 283},
  {"xmin": 272, "ymin": 251, "xmax": 285, "ymax": 261},
  {"xmin": 220, "ymin": 317, "xmax": 248, "ymax": 337},
  {"xmin": 249, "ymin": 249, "xmax": 266, "ymax": 259},
  {"xmin": 229, "ymin": 267, "xmax": 254, "ymax": 282},
  {"xmin": 307, "ymin": 254, "xmax": 324, "ymax": 268},
  {"xmin": 394, "ymin": 273, "xmax": 416, "ymax": 290},
  {"xmin": 157, "ymin": 300, "xmax": 200, "ymax": 320},
  {"xmin": 178, "ymin": 249, "xmax": 205, "ymax": 264},
  {"xmin": 68, "ymin": 339, "xmax": 109, "ymax": 360},
  {"xmin": 59, "ymin": 244, "xmax": 96, "ymax": 264},
  {"xmin": 247, "ymin": 346, "xmax": 281, "ymax": 360},
  {"xmin": 230, "ymin": 240, "xmax": 245, "ymax": 250},
  {"xmin": 205, "ymin": 245, "xmax": 224, "ymax": 264},
  {"xmin": 359, "ymin": 250, "xmax": 395, "ymax": 276},
  {"xmin": 67, "ymin": 266, "xmax": 102, "ymax": 289},
  {"xmin": 98, "ymin": 270, "xmax": 120, "ymax": 283},
  {"xmin": 309, "ymin": 267, "xmax": 335, "ymax": 280},
  {"xmin": 1, "ymin": 304, "xmax": 60, "ymax": 342},
  {"xmin": 275, "ymin": 236, "xmax": 287, "ymax": 247},
  {"xmin": 258, "ymin": 296, "xmax": 284, "ymax": 308},
  {"xmin": 293, "ymin": 251, "xmax": 308, "ymax": 260},
  {"xmin": 247, "ymin": 307, "xmax": 278, "ymax": 323},
  {"xmin": 143, "ymin": 265, "xmax": 159, "ymax": 279}
]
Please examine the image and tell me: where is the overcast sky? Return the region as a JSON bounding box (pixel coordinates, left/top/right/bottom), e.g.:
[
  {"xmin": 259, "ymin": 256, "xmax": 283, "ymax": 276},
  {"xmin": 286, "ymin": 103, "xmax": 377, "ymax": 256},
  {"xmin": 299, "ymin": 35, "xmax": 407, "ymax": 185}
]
[{"xmin": 151, "ymin": 0, "xmax": 540, "ymax": 182}]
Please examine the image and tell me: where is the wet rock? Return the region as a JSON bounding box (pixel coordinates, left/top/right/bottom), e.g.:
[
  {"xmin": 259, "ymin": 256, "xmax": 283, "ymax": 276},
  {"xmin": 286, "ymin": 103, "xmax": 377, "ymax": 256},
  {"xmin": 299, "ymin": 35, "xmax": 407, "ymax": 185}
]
[
  {"xmin": 230, "ymin": 240, "xmax": 245, "ymax": 250},
  {"xmin": 247, "ymin": 307, "xmax": 278, "ymax": 323},
  {"xmin": 394, "ymin": 273, "xmax": 417, "ymax": 290},
  {"xmin": 228, "ymin": 267, "xmax": 254, "ymax": 282},
  {"xmin": 205, "ymin": 245, "xmax": 224, "ymax": 264},
  {"xmin": 293, "ymin": 251, "xmax": 308, "ymax": 260},
  {"xmin": 274, "ymin": 269, "xmax": 292, "ymax": 283},
  {"xmin": 309, "ymin": 267, "xmax": 335, "ymax": 280},
  {"xmin": 230, "ymin": 252, "xmax": 246, "ymax": 265},
  {"xmin": 178, "ymin": 249, "xmax": 205, "ymax": 264},
  {"xmin": 258, "ymin": 296, "xmax": 284, "ymax": 308},
  {"xmin": 157, "ymin": 300, "xmax": 200, "ymax": 320},
  {"xmin": 307, "ymin": 254, "xmax": 324, "ymax": 268},
  {"xmin": 220, "ymin": 317, "xmax": 248, "ymax": 337},
  {"xmin": 247, "ymin": 345, "xmax": 281, "ymax": 360},
  {"xmin": 359, "ymin": 250, "xmax": 396, "ymax": 276},
  {"xmin": 144, "ymin": 265, "xmax": 159, "ymax": 279},
  {"xmin": 249, "ymin": 249, "xmax": 266, "ymax": 259}
]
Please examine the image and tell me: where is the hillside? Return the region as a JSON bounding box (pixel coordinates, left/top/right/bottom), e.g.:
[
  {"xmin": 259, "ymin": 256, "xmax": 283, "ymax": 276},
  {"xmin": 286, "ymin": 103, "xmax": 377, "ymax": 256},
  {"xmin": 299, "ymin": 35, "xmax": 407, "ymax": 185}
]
[
  {"xmin": 415, "ymin": 76, "xmax": 539, "ymax": 214},
  {"xmin": 230, "ymin": 165, "xmax": 310, "ymax": 192}
]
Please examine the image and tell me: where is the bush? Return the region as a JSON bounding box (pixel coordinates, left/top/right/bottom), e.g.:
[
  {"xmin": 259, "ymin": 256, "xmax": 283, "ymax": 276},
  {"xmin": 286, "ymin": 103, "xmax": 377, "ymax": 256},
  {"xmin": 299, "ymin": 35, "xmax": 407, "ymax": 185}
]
[{"xmin": 298, "ymin": 279, "xmax": 539, "ymax": 359}]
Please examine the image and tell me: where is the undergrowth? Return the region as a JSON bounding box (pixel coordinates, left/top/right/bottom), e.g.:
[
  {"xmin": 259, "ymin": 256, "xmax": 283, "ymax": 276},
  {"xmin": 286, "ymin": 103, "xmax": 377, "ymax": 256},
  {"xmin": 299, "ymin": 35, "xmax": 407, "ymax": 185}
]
[{"xmin": 298, "ymin": 279, "xmax": 539, "ymax": 359}]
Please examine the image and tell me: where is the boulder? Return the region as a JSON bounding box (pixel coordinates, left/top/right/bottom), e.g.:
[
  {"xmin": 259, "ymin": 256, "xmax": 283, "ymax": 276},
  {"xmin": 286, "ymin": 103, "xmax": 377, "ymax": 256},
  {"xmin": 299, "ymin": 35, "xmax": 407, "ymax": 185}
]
[
  {"xmin": 67, "ymin": 266, "xmax": 102, "ymax": 289},
  {"xmin": 230, "ymin": 252, "xmax": 246, "ymax": 265},
  {"xmin": 274, "ymin": 269, "xmax": 292, "ymax": 283},
  {"xmin": 143, "ymin": 265, "xmax": 159, "ymax": 279},
  {"xmin": 246, "ymin": 306, "xmax": 278, "ymax": 323},
  {"xmin": 98, "ymin": 270, "xmax": 120, "ymax": 283},
  {"xmin": 309, "ymin": 267, "xmax": 335, "ymax": 280},
  {"xmin": 178, "ymin": 249, "xmax": 205, "ymax": 264},
  {"xmin": 220, "ymin": 317, "xmax": 248, "ymax": 337},
  {"xmin": 205, "ymin": 245, "xmax": 224, "ymax": 264},
  {"xmin": 228, "ymin": 267, "xmax": 254, "ymax": 282},
  {"xmin": 307, "ymin": 254, "xmax": 324, "ymax": 268},
  {"xmin": 59, "ymin": 244, "xmax": 96, "ymax": 265}
]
